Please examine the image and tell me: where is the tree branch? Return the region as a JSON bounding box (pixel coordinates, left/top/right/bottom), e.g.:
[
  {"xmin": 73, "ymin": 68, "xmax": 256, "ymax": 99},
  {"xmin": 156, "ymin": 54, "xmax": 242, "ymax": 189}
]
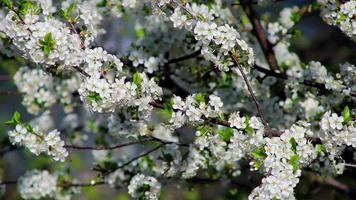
[
  {"xmin": 231, "ymin": 53, "xmax": 271, "ymax": 135},
  {"xmin": 241, "ymin": 4, "xmax": 280, "ymax": 71},
  {"xmin": 252, "ymin": 64, "xmax": 356, "ymax": 97},
  {"xmin": 232, "ymin": 0, "xmax": 284, "ymax": 5},
  {"xmin": 95, "ymin": 144, "xmax": 165, "ymax": 175},
  {"xmin": 64, "ymin": 139, "xmax": 153, "ymax": 151},
  {"xmin": 166, "ymin": 49, "xmax": 201, "ymax": 64}
]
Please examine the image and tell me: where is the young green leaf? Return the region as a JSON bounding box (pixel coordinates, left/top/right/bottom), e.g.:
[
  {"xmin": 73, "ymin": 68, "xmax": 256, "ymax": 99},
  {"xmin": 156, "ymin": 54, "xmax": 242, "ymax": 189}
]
[
  {"xmin": 87, "ymin": 91, "xmax": 102, "ymax": 102},
  {"xmin": 289, "ymin": 137, "xmax": 297, "ymax": 154},
  {"xmin": 251, "ymin": 146, "xmax": 267, "ymax": 159},
  {"xmin": 342, "ymin": 106, "xmax": 351, "ymax": 123},
  {"xmin": 59, "ymin": 3, "xmax": 77, "ymax": 21},
  {"xmin": 39, "ymin": 33, "xmax": 56, "ymax": 55},
  {"xmin": 133, "ymin": 72, "xmax": 142, "ymax": 87},
  {"xmin": 194, "ymin": 93, "xmax": 206, "ymax": 104},
  {"xmin": 290, "ymin": 11, "xmax": 301, "ymax": 23},
  {"xmin": 218, "ymin": 127, "xmax": 234, "ymax": 141},
  {"xmin": 289, "ymin": 154, "xmax": 300, "ymax": 172},
  {"xmin": 315, "ymin": 144, "xmax": 326, "ymax": 156},
  {"xmin": 5, "ymin": 111, "xmax": 21, "ymax": 125},
  {"xmin": 1, "ymin": 0, "xmax": 13, "ymax": 9}
]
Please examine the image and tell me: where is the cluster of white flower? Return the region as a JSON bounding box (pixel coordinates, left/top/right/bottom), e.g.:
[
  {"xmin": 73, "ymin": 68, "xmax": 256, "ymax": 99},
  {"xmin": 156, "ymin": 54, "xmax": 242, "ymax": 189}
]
[
  {"xmin": 304, "ymin": 61, "xmax": 345, "ymax": 92},
  {"xmin": 128, "ymin": 48, "xmax": 162, "ymax": 73},
  {"xmin": 8, "ymin": 125, "xmax": 68, "ymax": 161},
  {"xmin": 318, "ymin": 0, "xmax": 356, "ymax": 41},
  {"xmin": 14, "ymin": 67, "xmax": 80, "ymax": 115},
  {"xmin": 18, "ymin": 170, "xmax": 57, "ymax": 200},
  {"xmin": 319, "ymin": 111, "xmax": 356, "ymax": 159},
  {"xmin": 266, "ymin": 6, "xmax": 300, "ymax": 44},
  {"xmin": 0, "ymin": 10, "xmax": 84, "ymax": 68},
  {"xmin": 77, "ymin": 0, "xmax": 105, "ymax": 45},
  {"xmin": 128, "ymin": 174, "xmax": 161, "ymax": 200},
  {"xmin": 78, "ymin": 47, "xmax": 162, "ymax": 114},
  {"xmin": 250, "ymin": 124, "xmax": 316, "ymax": 200},
  {"xmin": 14, "ymin": 67, "xmax": 57, "ymax": 114},
  {"xmin": 339, "ymin": 62, "xmax": 356, "ymax": 92},
  {"xmin": 299, "ymin": 94, "xmax": 324, "ymax": 120},
  {"xmin": 169, "ymin": 94, "xmax": 223, "ymax": 128},
  {"xmin": 160, "ymin": 2, "xmax": 254, "ymax": 71},
  {"xmin": 182, "ymin": 115, "xmax": 265, "ymax": 178}
]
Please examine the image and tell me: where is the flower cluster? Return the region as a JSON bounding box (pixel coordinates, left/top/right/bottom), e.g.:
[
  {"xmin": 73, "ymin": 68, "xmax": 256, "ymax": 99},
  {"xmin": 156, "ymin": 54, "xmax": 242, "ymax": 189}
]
[
  {"xmin": 319, "ymin": 111, "xmax": 355, "ymax": 160},
  {"xmin": 0, "ymin": 10, "xmax": 83, "ymax": 68},
  {"xmin": 318, "ymin": 0, "xmax": 356, "ymax": 41},
  {"xmin": 250, "ymin": 124, "xmax": 316, "ymax": 200},
  {"xmin": 18, "ymin": 170, "xmax": 57, "ymax": 200},
  {"xmin": 182, "ymin": 115, "xmax": 265, "ymax": 178},
  {"xmin": 169, "ymin": 94, "xmax": 223, "ymax": 128},
  {"xmin": 14, "ymin": 67, "xmax": 57, "ymax": 114},
  {"xmin": 304, "ymin": 61, "xmax": 345, "ymax": 92},
  {"xmin": 161, "ymin": 2, "xmax": 255, "ymax": 71},
  {"xmin": 128, "ymin": 174, "xmax": 161, "ymax": 200},
  {"xmin": 78, "ymin": 47, "xmax": 162, "ymax": 114},
  {"xmin": 14, "ymin": 67, "xmax": 80, "ymax": 114},
  {"xmin": 128, "ymin": 48, "xmax": 162, "ymax": 73},
  {"xmin": 8, "ymin": 124, "xmax": 67, "ymax": 161}
]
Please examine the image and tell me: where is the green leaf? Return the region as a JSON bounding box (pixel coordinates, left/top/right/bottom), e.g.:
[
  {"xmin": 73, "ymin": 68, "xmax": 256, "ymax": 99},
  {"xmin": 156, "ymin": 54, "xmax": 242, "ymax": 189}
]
[
  {"xmin": 1, "ymin": 0, "xmax": 13, "ymax": 9},
  {"xmin": 244, "ymin": 126, "xmax": 254, "ymax": 135},
  {"xmin": 342, "ymin": 106, "xmax": 351, "ymax": 124},
  {"xmin": 24, "ymin": 124, "xmax": 34, "ymax": 133},
  {"xmin": 251, "ymin": 146, "xmax": 267, "ymax": 159},
  {"xmin": 87, "ymin": 91, "xmax": 102, "ymax": 102},
  {"xmin": 337, "ymin": 13, "xmax": 348, "ymax": 23},
  {"xmin": 289, "ymin": 154, "xmax": 300, "ymax": 172},
  {"xmin": 97, "ymin": 0, "xmax": 108, "ymax": 7},
  {"xmin": 291, "ymin": 29, "xmax": 302, "ymax": 38},
  {"xmin": 194, "ymin": 93, "xmax": 206, "ymax": 104},
  {"xmin": 39, "ymin": 33, "xmax": 56, "ymax": 55},
  {"xmin": 5, "ymin": 111, "xmax": 21, "ymax": 125},
  {"xmin": 289, "ymin": 137, "xmax": 297, "ymax": 154},
  {"xmin": 133, "ymin": 72, "xmax": 142, "ymax": 87},
  {"xmin": 135, "ymin": 27, "xmax": 146, "ymax": 39},
  {"xmin": 243, "ymin": 116, "xmax": 254, "ymax": 135},
  {"xmin": 19, "ymin": 0, "xmax": 41, "ymax": 16},
  {"xmin": 197, "ymin": 125, "xmax": 210, "ymax": 136},
  {"xmin": 161, "ymin": 99, "xmax": 173, "ymax": 117},
  {"xmin": 218, "ymin": 128, "xmax": 234, "ymax": 141},
  {"xmin": 290, "ymin": 11, "xmax": 301, "ymax": 23},
  {"xmin": 315, "ymin": 144, "xmax": 326, "ymax": 156},
  {"xmin": 59, "ymin": 3, "xmax": 77, "ymax": 21}
]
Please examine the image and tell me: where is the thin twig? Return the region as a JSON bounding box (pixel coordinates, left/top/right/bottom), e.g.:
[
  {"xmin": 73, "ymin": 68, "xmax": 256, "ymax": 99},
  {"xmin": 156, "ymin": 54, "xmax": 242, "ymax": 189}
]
[
  {"xmin": 251, "ymin": 64, "xmax": 356, "ymax": 97},
  {"xmin": 64, "ymin": 139, "xmax": 153, "ymax": 150},
  {"xmin": 345, "ymin": 163, "xmax": 356, "ymax": 168},
  {"xmin": 99, "ymin": 144, "xmax": 164, "ymax": 174},
  {"xmin": 231, "ymin": 54, "xmax": 269, "ymax": 130},
  {"xmin": 232, "ymin": 0, "xmax": 284, "ymax": 5},
  {"xmin": 61, "ymin": 180, "xmax": 106, "ymax": 188},
  {"xmin": 166, "ymin": 49, "xmax": 201, "ymax": 64}
]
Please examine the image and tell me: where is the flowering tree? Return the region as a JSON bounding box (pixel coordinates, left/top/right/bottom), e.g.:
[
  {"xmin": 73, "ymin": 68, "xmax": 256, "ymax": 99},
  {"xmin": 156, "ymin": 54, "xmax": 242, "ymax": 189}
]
[{"xmin": 0, "ymin": 0, "xmax": 355, "ymax": 199}]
